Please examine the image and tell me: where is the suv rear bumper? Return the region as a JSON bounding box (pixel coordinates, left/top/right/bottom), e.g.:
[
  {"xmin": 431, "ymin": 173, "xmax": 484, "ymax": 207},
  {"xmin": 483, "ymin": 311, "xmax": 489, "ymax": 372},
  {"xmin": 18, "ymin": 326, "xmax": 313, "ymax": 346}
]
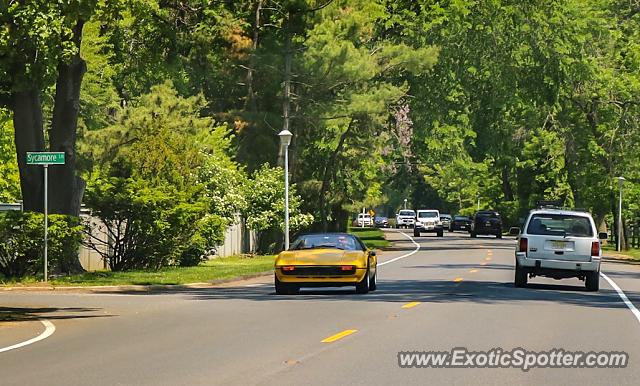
[{"xmin": 516, "ymin": 252, "xmax": 600, "ymax": 272}]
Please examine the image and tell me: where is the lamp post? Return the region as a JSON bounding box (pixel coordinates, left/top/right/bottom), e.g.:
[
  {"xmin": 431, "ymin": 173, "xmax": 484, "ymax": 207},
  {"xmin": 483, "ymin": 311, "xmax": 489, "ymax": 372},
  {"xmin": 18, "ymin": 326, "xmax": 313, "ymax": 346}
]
[
  {"xmin": 618, "ymin": 176, "xmax": 626, "ymax": 252},
  {"xmin": 403, "ymin": 198, "xmax": 407, "ymax": 209},
  {"xmin": 279, "ymin": 129, "xmax": 293, "ymax": 250}
]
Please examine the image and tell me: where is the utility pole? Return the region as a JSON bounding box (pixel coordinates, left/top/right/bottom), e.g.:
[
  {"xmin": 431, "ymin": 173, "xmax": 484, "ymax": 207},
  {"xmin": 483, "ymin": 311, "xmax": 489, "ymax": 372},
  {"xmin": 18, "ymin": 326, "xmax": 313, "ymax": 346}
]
[{"xmin": 618, "ymin": 176, "xmax": 625, "ymax": 251}]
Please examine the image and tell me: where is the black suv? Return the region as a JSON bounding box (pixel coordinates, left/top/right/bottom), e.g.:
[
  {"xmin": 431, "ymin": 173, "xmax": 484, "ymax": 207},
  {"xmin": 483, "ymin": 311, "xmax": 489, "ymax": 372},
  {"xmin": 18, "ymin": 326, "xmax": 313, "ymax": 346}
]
[{"xmin": 470, "ymin": 211, "xmax": 502, "ymax": 238}]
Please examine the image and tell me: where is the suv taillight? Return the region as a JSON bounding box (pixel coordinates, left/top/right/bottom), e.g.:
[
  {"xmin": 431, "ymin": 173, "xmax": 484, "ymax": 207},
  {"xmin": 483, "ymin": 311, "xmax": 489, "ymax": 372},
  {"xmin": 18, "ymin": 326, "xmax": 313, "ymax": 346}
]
[
  {"xmin": 519, "ymin": 238, "xmax": 528, "ymax": 253},
  {"xmin": 591, "ymin": 241, "xmax": 600, "ymax": 256}
]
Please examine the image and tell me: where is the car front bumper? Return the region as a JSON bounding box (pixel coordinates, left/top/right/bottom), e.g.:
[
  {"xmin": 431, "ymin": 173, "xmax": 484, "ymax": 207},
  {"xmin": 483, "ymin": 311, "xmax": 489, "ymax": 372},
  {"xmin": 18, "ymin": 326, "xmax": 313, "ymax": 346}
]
[
  {"xmin": 275, "ymin": 267, "xmax": 367, "ymax": 283},
  {"xmin": 516, "ymin": 252, "xmax": 600, "ymax": 272},
  {"xmin": 415, "ymin": 224, "xmax": 443, "ymax": 232}
]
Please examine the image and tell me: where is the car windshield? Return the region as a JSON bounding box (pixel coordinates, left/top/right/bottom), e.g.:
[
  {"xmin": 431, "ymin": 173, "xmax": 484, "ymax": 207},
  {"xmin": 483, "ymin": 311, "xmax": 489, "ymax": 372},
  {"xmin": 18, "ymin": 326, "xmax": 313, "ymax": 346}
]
[
  {"xmin": 290, "ymin": 234, "xmax": 362, "ymax": 251},
  {"xmin": 454, "ymin": 216, "xmax": 469, "ymax": 220},
  {"xmin": 399, "ymin": 210, "xmax": 415, "ymax": 216},
  {"xmin": 418, "ymin": 212, "xmax": 438, "ymax": 218},
  {"xmin": 526, "ymin": 214, "xmax": 593, "ymax": 237}
]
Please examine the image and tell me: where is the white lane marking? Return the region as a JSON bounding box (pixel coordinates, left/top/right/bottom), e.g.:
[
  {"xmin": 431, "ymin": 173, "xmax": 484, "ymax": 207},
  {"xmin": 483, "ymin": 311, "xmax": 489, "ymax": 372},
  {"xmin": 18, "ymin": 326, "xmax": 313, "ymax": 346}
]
[
  {"xmin": 600, "ymin": 272, "xmax": 640, "ymax": 325},
  {"xmin": 0, "ymin": 319, "xmax": 55, "ymax": 353},
  {"xmin": 378, "ymin": 231, "xmax": 420, "ymax": 267}
]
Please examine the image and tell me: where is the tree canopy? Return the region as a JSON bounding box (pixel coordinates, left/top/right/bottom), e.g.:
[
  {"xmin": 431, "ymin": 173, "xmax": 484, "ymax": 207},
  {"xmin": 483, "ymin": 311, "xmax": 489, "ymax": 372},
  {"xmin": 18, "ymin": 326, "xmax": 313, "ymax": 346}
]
[{"xmin": 1, "ymin": 0, "xmax": 639, "ymax": 253}]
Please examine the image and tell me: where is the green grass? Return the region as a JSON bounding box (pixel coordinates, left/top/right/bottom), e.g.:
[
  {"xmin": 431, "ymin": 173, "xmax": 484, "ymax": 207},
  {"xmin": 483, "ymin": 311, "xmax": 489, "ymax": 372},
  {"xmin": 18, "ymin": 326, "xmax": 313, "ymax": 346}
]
[
  {"xmin": 602, "ymin": 245, "xmax": 640, "ymax": 260},
  {"xmin": 1, "ymin": 255, "xmax": 276, "ymax": 287},
  {"xmin": 348, "ymin": 227, "xmax": 391, "ymax": 249}
]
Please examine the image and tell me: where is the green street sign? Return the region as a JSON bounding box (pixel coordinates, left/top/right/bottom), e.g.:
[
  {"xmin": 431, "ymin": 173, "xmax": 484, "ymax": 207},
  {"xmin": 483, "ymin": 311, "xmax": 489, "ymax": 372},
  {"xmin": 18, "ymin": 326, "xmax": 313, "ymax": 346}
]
[{"xmin": 26, "ymin": 152, "xmax": 66, "ymax": 165}]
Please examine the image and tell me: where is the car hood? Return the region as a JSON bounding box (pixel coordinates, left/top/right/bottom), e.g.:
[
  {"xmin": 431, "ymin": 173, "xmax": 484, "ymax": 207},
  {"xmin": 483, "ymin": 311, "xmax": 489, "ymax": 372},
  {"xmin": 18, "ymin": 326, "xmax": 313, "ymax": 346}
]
[{"xmin": 276, "ymin": 249, "xmax": 366, "ymax": 266}]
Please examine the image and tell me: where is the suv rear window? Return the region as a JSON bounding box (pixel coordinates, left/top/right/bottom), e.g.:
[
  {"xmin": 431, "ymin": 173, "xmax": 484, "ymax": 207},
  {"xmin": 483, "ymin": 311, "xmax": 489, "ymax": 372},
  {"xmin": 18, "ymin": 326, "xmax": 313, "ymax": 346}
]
[
  {"xmin": 526, "ymin": 214, "xmax": 593, "ymax": 237},
  {"xmin": 477, "ymin": 212, "xmax": 499, "ymax": 219},
  {"xmin": 418, "ymin": 211, "xmax": 438, "ymax": 218}
]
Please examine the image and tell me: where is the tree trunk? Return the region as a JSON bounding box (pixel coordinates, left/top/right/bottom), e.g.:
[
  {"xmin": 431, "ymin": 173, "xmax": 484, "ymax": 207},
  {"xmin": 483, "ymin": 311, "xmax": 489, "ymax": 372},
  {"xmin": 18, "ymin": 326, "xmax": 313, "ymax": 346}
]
[
  {"xmin": 501, "ymin": 165, "xmax": 514, "ymax": 201},
  {"xmin": 244, "ymin": 0, "xmax": 262, "ymax": 112},
  {"xmin": 49, "ymin": 20, "xmax": 87, "ymax": 217},
  {"xmin": 318, "ymin": 119, "xmax": 354, "ymax": 231},
  {"xmin": 12, "ymin": 88, "xmax": 45, "ymax": 212}
]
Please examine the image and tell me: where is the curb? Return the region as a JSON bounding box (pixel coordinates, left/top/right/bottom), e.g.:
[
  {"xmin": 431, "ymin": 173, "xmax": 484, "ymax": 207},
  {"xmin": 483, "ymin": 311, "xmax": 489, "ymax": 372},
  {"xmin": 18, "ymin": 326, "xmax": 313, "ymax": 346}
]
[{"xmin": 0, "ymin": 271, "xmax": 273, "ymax": 293}]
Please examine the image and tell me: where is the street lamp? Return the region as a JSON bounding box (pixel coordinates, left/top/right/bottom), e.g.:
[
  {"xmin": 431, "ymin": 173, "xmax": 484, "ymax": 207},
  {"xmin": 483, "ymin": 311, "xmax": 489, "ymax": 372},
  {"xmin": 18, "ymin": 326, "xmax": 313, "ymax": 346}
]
[
  {"xmin": 403, "ymin": 198, "xmax": 407, "ymax": 209},
  {"xmin": 617, "ymin": 176, "xmax": 626, "ymax": 252},
  {"xmin": 279, "ymin": 129, "xmax": 293, "ymax": 250}
]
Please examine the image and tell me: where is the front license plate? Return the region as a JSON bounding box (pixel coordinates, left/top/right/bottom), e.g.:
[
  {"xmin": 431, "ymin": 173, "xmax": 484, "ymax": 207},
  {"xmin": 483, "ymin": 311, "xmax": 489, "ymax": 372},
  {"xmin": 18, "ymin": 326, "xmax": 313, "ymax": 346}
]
[{"xmin": 551, "ymin": 240, "xmax": 566, "ymax": 250}]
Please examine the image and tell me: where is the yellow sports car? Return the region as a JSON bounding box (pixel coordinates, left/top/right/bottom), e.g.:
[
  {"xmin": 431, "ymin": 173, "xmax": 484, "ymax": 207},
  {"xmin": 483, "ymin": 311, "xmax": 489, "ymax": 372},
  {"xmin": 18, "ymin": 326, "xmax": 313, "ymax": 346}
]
[{"xmin": 274, "ymin": 233, "xmax": 378, "ymax": 295}]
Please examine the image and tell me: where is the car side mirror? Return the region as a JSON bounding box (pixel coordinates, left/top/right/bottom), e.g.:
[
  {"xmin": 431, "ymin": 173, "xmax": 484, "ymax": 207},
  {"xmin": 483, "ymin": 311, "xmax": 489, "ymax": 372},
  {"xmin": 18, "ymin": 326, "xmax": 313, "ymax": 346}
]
[
  {"xmin": 509, "ymin": 227, "xmax": 521, "ymax": 236},
  {"xmin": 598, "ymin": 232, "xmax": 608, "ymax": 240},
  {"xmin": 369, "ymin": 251, "xmax": 377, "ymax": 256}
]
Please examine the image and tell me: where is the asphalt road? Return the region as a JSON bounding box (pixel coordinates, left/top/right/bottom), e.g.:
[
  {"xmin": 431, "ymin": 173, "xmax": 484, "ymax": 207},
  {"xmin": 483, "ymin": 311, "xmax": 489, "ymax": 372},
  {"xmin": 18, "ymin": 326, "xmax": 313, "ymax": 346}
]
[{"xmin": 2, "ymin": 230, "xmax": 640, "ymax": 385}]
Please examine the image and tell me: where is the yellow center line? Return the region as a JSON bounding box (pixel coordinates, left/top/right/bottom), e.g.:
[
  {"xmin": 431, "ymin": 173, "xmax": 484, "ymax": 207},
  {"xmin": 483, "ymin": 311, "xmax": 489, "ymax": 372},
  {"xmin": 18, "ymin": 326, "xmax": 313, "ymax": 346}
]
[
  {"xmin": 321, "ymin": 329, "xmax": 358, "ymax": 343},
  {"xmin": 453, "ymin": 277, "xmax": 464, "ymax": 282},
  {"xmin": 401, "ymin": 302, "xmax": 421, "ymax": 309},
  {"xmin": 469, "ymin": 269, "xmax": 478, "ymax": 273},
  {"xmin": 485, "ymin": 257, "xmax": 492, "ymax": 261},
  {"xmin": 480, "ymin": 262, "xmax": 487, "ymax": 266}
]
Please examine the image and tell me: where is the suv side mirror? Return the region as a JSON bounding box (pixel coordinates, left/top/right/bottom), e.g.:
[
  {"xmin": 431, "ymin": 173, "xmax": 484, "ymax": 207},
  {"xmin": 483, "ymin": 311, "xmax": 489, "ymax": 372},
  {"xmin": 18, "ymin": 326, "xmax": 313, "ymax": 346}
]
[
  {"xmin": 509, "ymin": 227, "xmax": 521, "ymax": 236},
  {"xmin": 369, "ymin": 251, "xmax": 377, "ymax": 256},
  {"xmin": 598, "ymin": 232, "xmax": 608, "ymax": 240}
]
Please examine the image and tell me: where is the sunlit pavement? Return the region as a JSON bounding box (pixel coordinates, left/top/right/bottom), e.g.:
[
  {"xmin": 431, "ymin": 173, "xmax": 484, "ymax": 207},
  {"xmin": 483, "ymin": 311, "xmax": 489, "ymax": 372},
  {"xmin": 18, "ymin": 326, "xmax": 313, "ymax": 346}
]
[{"xmin": 2, "ymin": 230, "xmax": 640, "ymax": 386}]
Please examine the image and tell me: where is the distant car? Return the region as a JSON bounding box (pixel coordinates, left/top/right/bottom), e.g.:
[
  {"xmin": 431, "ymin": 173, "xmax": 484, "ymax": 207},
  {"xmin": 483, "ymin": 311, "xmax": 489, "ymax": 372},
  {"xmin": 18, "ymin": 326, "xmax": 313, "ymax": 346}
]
[
  {"xmin": 440, "ymin": 214, "xmax": 452, "ymax": 231},
  {"xmin": 374, "ymin": 216, "xmax": 389, "ymax": 228},
  {"xmin": 274, "ymin": 233, "xmax": 377, "ymax": 294},
  {"xmin": 470, "ymin": 211, "xmax": 502, "ymax": 238},
  {"xmin": 450, "ymin": 215, "xmax": 472, "ymax": 231},
  {"xmin": 414, "ymin": 209, "xmax": 444, "ymax": 237},
  {"xmin": 513, "ymin": 208, "xmax": 607, "ymax": 291},
  {"xmin": 356, "ymin": 213, "xmax": 373, "ymax": 227},
  {"xmin": 396, "ymin": 209, "xmax": 416, "ymax": 228}
]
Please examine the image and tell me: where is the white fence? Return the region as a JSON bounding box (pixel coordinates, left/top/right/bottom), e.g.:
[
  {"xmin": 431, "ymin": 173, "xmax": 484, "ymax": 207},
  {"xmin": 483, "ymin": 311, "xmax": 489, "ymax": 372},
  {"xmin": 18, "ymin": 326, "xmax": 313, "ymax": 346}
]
[{"xmin": 215, "ymin": 215, "xmax": 256, "ymax": 258}]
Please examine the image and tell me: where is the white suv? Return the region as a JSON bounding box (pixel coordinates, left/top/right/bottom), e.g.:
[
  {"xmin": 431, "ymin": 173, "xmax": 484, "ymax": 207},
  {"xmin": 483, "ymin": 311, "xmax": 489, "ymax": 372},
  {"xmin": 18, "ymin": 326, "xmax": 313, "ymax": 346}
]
[
  {"xmin": 513, "ymin": 209, "xmax": 607, "ymax": 291},
  {"xmin": 356, "ymin": 213, "xmax": 373, "ymax": 227},
  {"xmin": 396, "ymin": 210, "xmax": 416, "ymax": 228},
  {"xmin": 414, "ymin": 209, "xmax": 444, "ymax": 237}
]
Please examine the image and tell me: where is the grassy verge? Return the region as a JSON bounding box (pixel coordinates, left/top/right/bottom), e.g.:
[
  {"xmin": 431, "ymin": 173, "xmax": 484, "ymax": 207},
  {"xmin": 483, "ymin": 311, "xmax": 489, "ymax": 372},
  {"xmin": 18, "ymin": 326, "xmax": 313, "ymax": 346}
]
[
  {"xmin": 0, "ymin": 255, "xmax": 276, "ymax": 287},
  {"xmin": 349, "ymin": 227, "xmax": 391, "ymax": 249},
  {"xmin": 602, "ymin": 245, "xmax": 640, "ymax": 261}
]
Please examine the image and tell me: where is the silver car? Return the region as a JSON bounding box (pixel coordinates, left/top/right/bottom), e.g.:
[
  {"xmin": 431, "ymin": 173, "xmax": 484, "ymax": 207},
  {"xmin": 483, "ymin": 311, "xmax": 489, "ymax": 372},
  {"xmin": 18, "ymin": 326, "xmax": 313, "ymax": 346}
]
[{"xmin": 513, "ymin": 209, "xmax": 607, "ymax": 291}]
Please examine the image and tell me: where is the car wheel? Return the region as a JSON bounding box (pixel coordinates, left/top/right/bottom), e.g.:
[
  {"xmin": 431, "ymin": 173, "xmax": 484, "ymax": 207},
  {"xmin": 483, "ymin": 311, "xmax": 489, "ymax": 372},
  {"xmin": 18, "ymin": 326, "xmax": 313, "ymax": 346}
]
[
  {"xmin": 496, "ymin": 233, "xmax": 502, "ymax": 239},
  {"xmin": 514, "ymin": 262, "xmax": 527, "ymax": 288},
  {"xmin": 275, "ymin": 276, "xmax": 298, "ymax": 295},
  {"xmin": 585, "ymin": 271, "xmax": 599, "ymax": 292},
  {"xmin": 437, "ymin": 230, "xmax": 444, "ymax": 237},
  {"xmin": 355, "ymin": 268, "xmax": 370, "ymax": 294},
  {"xmin": 413, "ymin": 229, "xmax": 420, "ymax": 237},
  {"xmin": 369, "ymin": 268, "xmax": 377, "ymax": 291},
  {"xmin": 470, "ymin": 231, "xmax": 477, "ymax": 238}
]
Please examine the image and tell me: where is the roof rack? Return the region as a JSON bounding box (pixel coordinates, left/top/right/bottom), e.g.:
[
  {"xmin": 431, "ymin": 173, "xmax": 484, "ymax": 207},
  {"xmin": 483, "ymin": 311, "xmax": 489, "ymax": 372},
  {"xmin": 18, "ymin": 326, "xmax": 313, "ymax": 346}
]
[
  {"xmin": 534, "ymin": 200, "xmax": 588, "ymax": 212},
  {"xmin": 535, "ymin": 200, "xmax": 563, "ymax": 209}
]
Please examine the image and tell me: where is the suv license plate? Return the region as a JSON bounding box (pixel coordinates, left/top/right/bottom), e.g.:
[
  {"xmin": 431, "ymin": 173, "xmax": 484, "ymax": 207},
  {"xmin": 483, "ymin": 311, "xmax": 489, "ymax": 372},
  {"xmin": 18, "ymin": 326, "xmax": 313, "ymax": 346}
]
[{"xmin": 551, "ymin": 240, "xmax": 566, "ymax": 249}]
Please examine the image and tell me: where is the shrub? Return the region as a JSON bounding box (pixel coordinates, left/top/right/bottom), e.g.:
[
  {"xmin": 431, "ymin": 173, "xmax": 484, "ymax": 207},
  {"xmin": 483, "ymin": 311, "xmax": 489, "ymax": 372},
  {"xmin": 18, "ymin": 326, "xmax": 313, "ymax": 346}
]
[
  {"xmin": 84, "ymin": 176, "xmax": 222, "ymax": 270},
  {"xmin": 0, "ymin": 211, "xmax": 84, "ymax": 278}
]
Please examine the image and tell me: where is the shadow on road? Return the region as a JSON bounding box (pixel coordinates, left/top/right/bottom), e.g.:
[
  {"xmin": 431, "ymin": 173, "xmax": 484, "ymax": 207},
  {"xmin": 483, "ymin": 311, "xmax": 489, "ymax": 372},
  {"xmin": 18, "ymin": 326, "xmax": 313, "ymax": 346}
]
[
  {"xmin": 0, "ymin": 307, "xmax": 113, "ymax": 322},
  {"xmin": 96, "ymin": 277, "xmax": 637, "ymax": 311}
]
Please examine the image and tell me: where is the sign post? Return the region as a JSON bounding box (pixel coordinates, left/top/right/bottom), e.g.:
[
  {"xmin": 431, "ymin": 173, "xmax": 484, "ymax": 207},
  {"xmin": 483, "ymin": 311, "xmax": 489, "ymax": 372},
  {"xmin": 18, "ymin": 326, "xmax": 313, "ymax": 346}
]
[{"xmin": 26, "ymin": 152, "xmax": 65, "ymax": 282}]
